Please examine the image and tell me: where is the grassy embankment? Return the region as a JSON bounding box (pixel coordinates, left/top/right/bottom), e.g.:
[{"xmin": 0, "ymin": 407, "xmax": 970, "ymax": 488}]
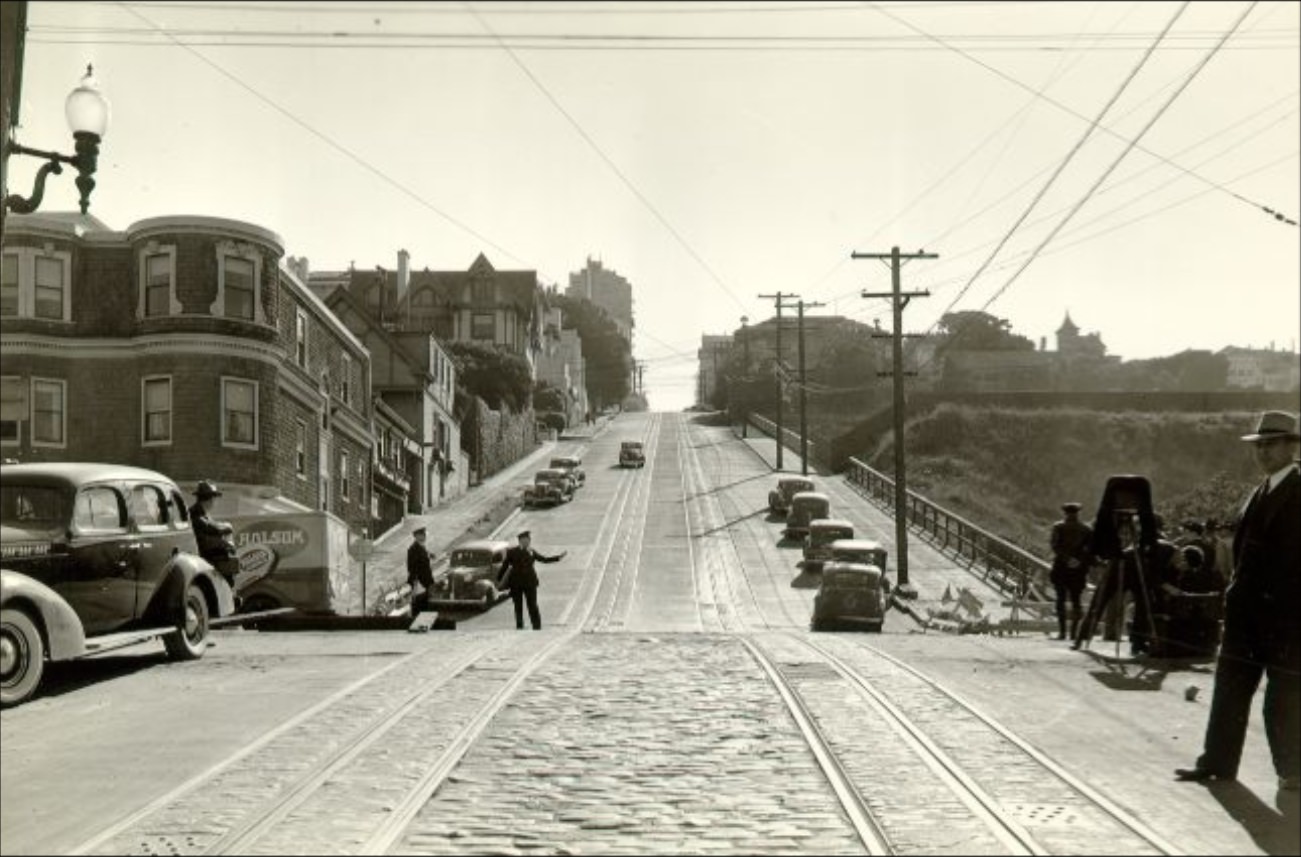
[{"xmin": 864, "ymin": 404, "xmax": 1264, "ymax": 559}]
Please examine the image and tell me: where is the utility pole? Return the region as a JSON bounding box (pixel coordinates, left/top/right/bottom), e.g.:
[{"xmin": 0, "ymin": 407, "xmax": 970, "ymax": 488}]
[
  {"xmin": 740, "ymin": 316, "xmax": 750, "ymax": 438},
  {"xmin": 854, "ymin": 246, "xmax": 936, "ymax": 597},
  {"xmin": 795, "ymin": 299, "xmax": 824, "ymax": 476},
  {"xmin": 757, "ymin": 292, "xmax": 796, "ymax": 470}
]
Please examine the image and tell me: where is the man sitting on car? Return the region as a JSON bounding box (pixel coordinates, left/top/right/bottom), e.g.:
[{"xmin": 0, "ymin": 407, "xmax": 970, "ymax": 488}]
[{"xmin": 189, "ymin": 480, "xmax": 238, "ymax": 589}]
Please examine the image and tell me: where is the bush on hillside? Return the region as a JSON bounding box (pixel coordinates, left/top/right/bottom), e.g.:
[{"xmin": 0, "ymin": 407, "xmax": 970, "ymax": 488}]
[{"xmin": 867, "ymin": 404, "xmax": 1261, "ymax": 556}]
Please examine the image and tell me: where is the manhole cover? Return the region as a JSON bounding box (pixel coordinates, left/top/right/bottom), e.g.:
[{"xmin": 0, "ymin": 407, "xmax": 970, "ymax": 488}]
[{"xmin": 1006, "ymin": 803, "xmax": 1086, "ymax": 829}]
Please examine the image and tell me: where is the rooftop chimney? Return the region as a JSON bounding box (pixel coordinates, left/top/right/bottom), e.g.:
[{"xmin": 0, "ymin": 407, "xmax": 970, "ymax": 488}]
[{"xmin": 397, "ymin": 249, "xmax": 410, "ymax": 304}]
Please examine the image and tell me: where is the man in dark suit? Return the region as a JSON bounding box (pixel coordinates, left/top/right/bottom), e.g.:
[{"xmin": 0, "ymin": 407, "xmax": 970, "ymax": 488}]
[
  {"xmin": 407, "ymin": 527, "xmax": 434, "ymax": 616},
  {"xmin": 497, "ymin": 531, "xmax": 567, "ymax": 630},
  {"xmin": 1176, "ymin": 411, "xmax": 1301, "ymax": 791}
]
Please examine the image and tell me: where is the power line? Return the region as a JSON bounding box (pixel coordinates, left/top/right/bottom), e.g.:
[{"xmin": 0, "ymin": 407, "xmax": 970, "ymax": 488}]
[
  {"xmin": 936, "ymin": 1, "xmax": 1190, "ymax": 329},
  {"xmin": 978, "ymin": 0, "xmax": 1264, "ymax": 315},
  {"xmin": 864, "ymin": 1, "xmax": 1299, "ymax": 229},
  {"xmin": 464, "ymin": 5, "xmax": 749, "ymax": 315}
]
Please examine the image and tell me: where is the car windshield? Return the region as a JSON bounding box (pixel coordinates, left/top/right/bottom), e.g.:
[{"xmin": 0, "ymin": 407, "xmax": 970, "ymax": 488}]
[
  {"xmin": 451, "ymin": 549, "xmax": 493, "ymax": 567},
  {"xmin": 622, "ymin": 442, "xmax": 642, "ymax": 450},
  {"xmin": 551, "ymin": 459, "xmax": 576, "ymax": 468},
  {"xmin": 0, "ymin": 484, "xmax": 68, "ymax": 535},
  {"xmin": 825, "ymin": 570, "xmax": 877, "ymax": 588}
]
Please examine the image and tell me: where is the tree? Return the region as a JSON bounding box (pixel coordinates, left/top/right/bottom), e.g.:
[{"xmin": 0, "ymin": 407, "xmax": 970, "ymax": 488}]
[
  {"xmin": 533, "ymin": 381, "xmax": 567, "ymax": 413},
  {"xmin": 445, "ymin": 342, "xmax": 532, "ymax": 412},
  {"xmin": 549, "ymin": 293, "xmax": 633, "ymax": 407},
  {"xmin": 936, "ymin": 311, "xmax": 1035, "ymax": 351}
]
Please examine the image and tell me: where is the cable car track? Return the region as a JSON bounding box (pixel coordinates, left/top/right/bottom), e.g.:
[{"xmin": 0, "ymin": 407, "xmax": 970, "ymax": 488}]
[{"xmin": 743, "ymin": 631, "xmax": 1182, "ymax": 856}]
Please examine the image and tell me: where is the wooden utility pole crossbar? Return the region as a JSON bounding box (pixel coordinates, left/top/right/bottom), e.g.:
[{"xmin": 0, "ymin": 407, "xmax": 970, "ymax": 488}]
[{"xmin": 854, "ymin": 246, "xmax": 937, "ymax": 597}]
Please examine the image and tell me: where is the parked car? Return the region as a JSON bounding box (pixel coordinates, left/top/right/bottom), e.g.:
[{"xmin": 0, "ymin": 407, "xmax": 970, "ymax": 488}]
[
  {"xmin": 783, "ymin": 491, "xmax": 830, "ymax": 540},
  {"xmin": 426, "ymin": 539, "xmax": 511, "ymax": 609},
  {"xmin": 768, "ymin": 477, "xmax": 814, "ymax": 516},
  {"xmin": 0, "ymin": 462, "xmax": 237, "ymax": 707},
  {"xmin": 828, "ymin": 538, "xmax": 889, "ymax": 576},
  {"xmin": 550, "ymin": 455, "xmax": 586, "ymax": 487},
  {"xmin": 802, "ymin": 518, "xmax": 856, "ymax": 573},
  {"xmin": 811, "ymin": 561, "xmax": 889, "ymax": 632},
  {"xmin": 619, "ymin": 441, "xmax": 646, "ymax": 468},
  {"xmin": 524, "ymin": 469, "xmax": 575, "ymax": 507}
]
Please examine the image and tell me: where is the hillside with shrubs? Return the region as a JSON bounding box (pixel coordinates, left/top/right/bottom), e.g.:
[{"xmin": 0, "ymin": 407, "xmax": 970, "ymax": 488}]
[{"xmin": 864, "ymin": 404, "xmax": 1265, "ymax": 558}]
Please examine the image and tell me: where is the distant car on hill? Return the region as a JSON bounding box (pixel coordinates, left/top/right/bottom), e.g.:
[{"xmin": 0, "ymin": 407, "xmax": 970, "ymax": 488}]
[
  {"xmin": 768, "ymin": 476, "xmax": 814, "ymax": 516},
  {"xmin": 619, "ymin": 441, "xmax": 646, "ymax": 469}
]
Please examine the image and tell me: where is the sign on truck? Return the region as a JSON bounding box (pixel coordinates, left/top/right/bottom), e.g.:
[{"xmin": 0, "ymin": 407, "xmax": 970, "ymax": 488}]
[{"xmin": 227, "ymin": 511, "xmax": 355, "ymax": 615}]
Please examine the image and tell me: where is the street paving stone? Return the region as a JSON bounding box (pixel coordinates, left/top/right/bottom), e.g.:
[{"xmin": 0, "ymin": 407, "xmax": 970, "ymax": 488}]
[{"xmin": 392, "ymin": 634, "xmax": 867, "ymax": 856}]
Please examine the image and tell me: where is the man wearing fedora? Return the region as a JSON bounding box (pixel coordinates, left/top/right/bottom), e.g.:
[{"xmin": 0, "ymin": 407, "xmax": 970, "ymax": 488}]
[
  {"xmin": 1176, "ymin": 411, "xmax": 1300, "ymax": 791},
  {"xmin": 496, "ymin": 531, "xmax": 567, "ymax": 630},
  {"xmin": 1050, "ymin": 502, "xmax": 1093, "ymax": 641},
  {"xmin": 189, "ymin": 480, "xmax": 238, "ymax": 589}
]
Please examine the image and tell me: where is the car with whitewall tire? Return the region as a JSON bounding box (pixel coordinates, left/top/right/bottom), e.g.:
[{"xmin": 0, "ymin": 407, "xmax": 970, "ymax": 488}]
[{"xmin": 1, "ymin": 462, "xmax": 236, "ymax": 707}]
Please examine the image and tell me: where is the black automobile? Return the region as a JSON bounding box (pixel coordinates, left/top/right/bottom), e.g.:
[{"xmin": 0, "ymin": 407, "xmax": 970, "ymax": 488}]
[
  {"xmin": 1, "ymin": 463, "xmax": 236, "ymax": 707},
  {"xmin": 550, "ymin": 455, "xmax": 586, "ymax": 487},
  {"xmin": 810, "ymin": 561, "xmax": 889, "ymax": 632},
  {"xmin": 619, "ymin": 441, "xmax": 646, "ymax": 468}
]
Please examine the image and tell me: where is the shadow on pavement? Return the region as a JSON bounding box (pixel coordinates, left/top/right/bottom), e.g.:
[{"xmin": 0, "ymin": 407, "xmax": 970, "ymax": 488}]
[
  {"xmin": 1082, "ymin": 650, "xmax": 1168, "ymax": 691},
  {"xmin": 1206, "ymin": 781, "xmax": 1300, "ymax": 855},
  {"xmin": 35, "ymin": 651, "xmax": 170, "ymax": 700}
]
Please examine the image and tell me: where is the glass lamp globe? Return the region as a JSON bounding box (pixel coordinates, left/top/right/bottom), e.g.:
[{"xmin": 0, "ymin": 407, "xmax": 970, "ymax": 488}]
[{"xmin": 65, "ymin": 65, "xmax": 110, "ymax": 138}]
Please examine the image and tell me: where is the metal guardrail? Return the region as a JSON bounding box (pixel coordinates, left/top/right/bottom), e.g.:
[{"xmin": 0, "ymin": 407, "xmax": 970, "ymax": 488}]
[{"xmin": 843, "ymin": 456, "xmax": 1051, "ymax": 600}]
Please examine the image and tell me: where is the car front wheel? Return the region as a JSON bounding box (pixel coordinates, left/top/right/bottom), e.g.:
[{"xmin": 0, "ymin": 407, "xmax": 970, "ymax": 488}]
[
  {"xmin": 0, "ymin": 608, "xmax": 45, "ymax": 708},
  {"xmin": 164, "ymin": 581, "xmax": 210, "ymax": 661}
]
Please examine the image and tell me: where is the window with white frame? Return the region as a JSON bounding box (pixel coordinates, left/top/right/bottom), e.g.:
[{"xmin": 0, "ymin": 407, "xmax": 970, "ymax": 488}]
[
  {"xmin": 213, "ymin": 241, "xmax": 263, "ymax": 323},
  {"xmin": 1, "ymin": 254, "xmax": 17, "ymax": 317},
  {"xmin": 0, "ymin": 376, "xmax": 23, "ymax": 445},
  {"xmin": 31, "ymin": 377, "xmax": 66, "ymax": 447},
  {"xmin": 221, "ymin": 377, "xmax": 258, "ymax": 448},
  {"xmin": 142, "ymin": 376, "xmax": 172, "ymax": 445},
  {"xmin": 224, "ymin": 257, "xmax": 255, "ymax": 320},
  {"xmin": 340, "ymin": 450, "xmax": 350, "ymax": 500},
  {"xmin": 295, "ymin": 419, "xmax": 307, "ymax": 478},
  {"xmin": 341, "ymin": 353, "xmax": 353, "ymax": 405},
  {"xmin": 144, "ymin": 253, "xmax": 172, "ymax": 317},
  {"xmin": 296, "ymin": 309, "xmax": 309, "ymax": 367},
  {"xmin": 2, "ymin": 248, "xmax": 72, "ymax": 321},
  {"xmin": 471, "ymin": 312, "xmax": 494, "ymax": 340}
]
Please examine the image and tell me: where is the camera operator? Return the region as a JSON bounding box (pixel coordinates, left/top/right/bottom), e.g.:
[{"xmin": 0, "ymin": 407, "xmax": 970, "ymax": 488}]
[{"xmin": 1071, "ymin": 478, "xmax": 1176, "ymax": 656}]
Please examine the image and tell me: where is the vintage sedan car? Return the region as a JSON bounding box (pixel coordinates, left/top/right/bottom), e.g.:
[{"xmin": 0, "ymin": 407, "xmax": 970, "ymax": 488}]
[
  {"xmin": 619, "ymin": 441, "xmax": 646, "ymax": 469},
  {"xmin": 811, "ymin": 561, "xmax": 889, "ymax": 632},
  {"xmin": 828, "ymin": 538, "xmax": 889, "ymax": 576},
  {"xmin": 768, "ymin": 476, "xmax": 814, "ymax": 516},
  {"xmin": 783, "ymin": 491, "xmax": 831, "ymax": 540},
  {"xmin": 1, "ymin": 462, "xmax": 237, "ymax": 707},
  {"xmin": 550, "ymin": 455, "xmax": 586, "ymax": 487},
  {"xmin": 524, "ymin": 469, "xmax": 575, "ymax": 508},
  {"xmin": 801, "ymin": 518, "xmax": 856, "ymax": 573},
  {"xmin": 426, "ymin": 539, "xmax": 511, "ymax": 609}
]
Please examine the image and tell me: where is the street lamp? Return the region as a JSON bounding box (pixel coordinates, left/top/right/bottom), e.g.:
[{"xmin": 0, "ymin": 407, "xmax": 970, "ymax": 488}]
[{"xmin": 4, "ymin": 65, "xmax": 110, "ymax": 215}]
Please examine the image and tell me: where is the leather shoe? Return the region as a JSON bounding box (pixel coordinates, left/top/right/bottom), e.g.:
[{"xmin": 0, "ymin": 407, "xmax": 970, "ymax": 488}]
[{"xmin": 1175, "ymin": 767, "xmax": 1231, "ymax": 782}]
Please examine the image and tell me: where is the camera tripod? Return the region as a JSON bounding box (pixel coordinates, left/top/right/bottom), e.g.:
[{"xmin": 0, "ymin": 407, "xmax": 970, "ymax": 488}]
[{"xmin": 1071, "ymin": 511, "xmax": 1161, "ymax": 659}]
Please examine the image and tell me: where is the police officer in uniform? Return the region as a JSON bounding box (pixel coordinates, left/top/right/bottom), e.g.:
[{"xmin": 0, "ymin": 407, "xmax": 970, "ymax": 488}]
[
  {"xmin": 1050, "ymin": 502, "xmax": 1092, "ymax": 641},
  {"xmin": 497, "ymin": 531, "xmax": 566, "ymax": 630}
]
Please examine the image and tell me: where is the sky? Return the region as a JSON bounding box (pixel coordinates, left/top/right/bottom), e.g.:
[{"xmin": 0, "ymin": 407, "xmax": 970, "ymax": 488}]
[{"xmin": 10, "ymin": 0, "xmax": 1300, "ymax": 412}]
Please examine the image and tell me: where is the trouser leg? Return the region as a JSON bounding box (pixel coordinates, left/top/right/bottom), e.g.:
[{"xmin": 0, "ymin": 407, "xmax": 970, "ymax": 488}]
[
  {"xmin": 1198, "ymin": 635, "xmax": 1264, "ymax": 777},
  {"xmin": 511, "ymin": 590, "xmax": 525, "ymax": 629},
  {"xmin": 525, "ymin": 587, "xmax": 542, "ymax": 630},
  {"xmin": 1053, "ymin": 582, "xmax": 1067, "ymax": 638},
  {"xmin": 1263, "ymin": 663, "xmax": 1301, "ymax": 779},
  {"xmin": 1068, "ymin": 587, "xmax": 1084, "ymax": 639}
]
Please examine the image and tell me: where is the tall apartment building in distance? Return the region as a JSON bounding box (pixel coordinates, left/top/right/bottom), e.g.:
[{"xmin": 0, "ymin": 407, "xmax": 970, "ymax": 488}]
[{"xmin": 567, "ymin": 257, "xmax": 634, "ymax": 345}]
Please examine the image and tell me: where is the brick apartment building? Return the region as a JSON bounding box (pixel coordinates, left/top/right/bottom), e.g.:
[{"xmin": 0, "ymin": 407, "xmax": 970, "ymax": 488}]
[{"xmin": 0, "ymin": 212, "xmax": 373, "ymax": 533}]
